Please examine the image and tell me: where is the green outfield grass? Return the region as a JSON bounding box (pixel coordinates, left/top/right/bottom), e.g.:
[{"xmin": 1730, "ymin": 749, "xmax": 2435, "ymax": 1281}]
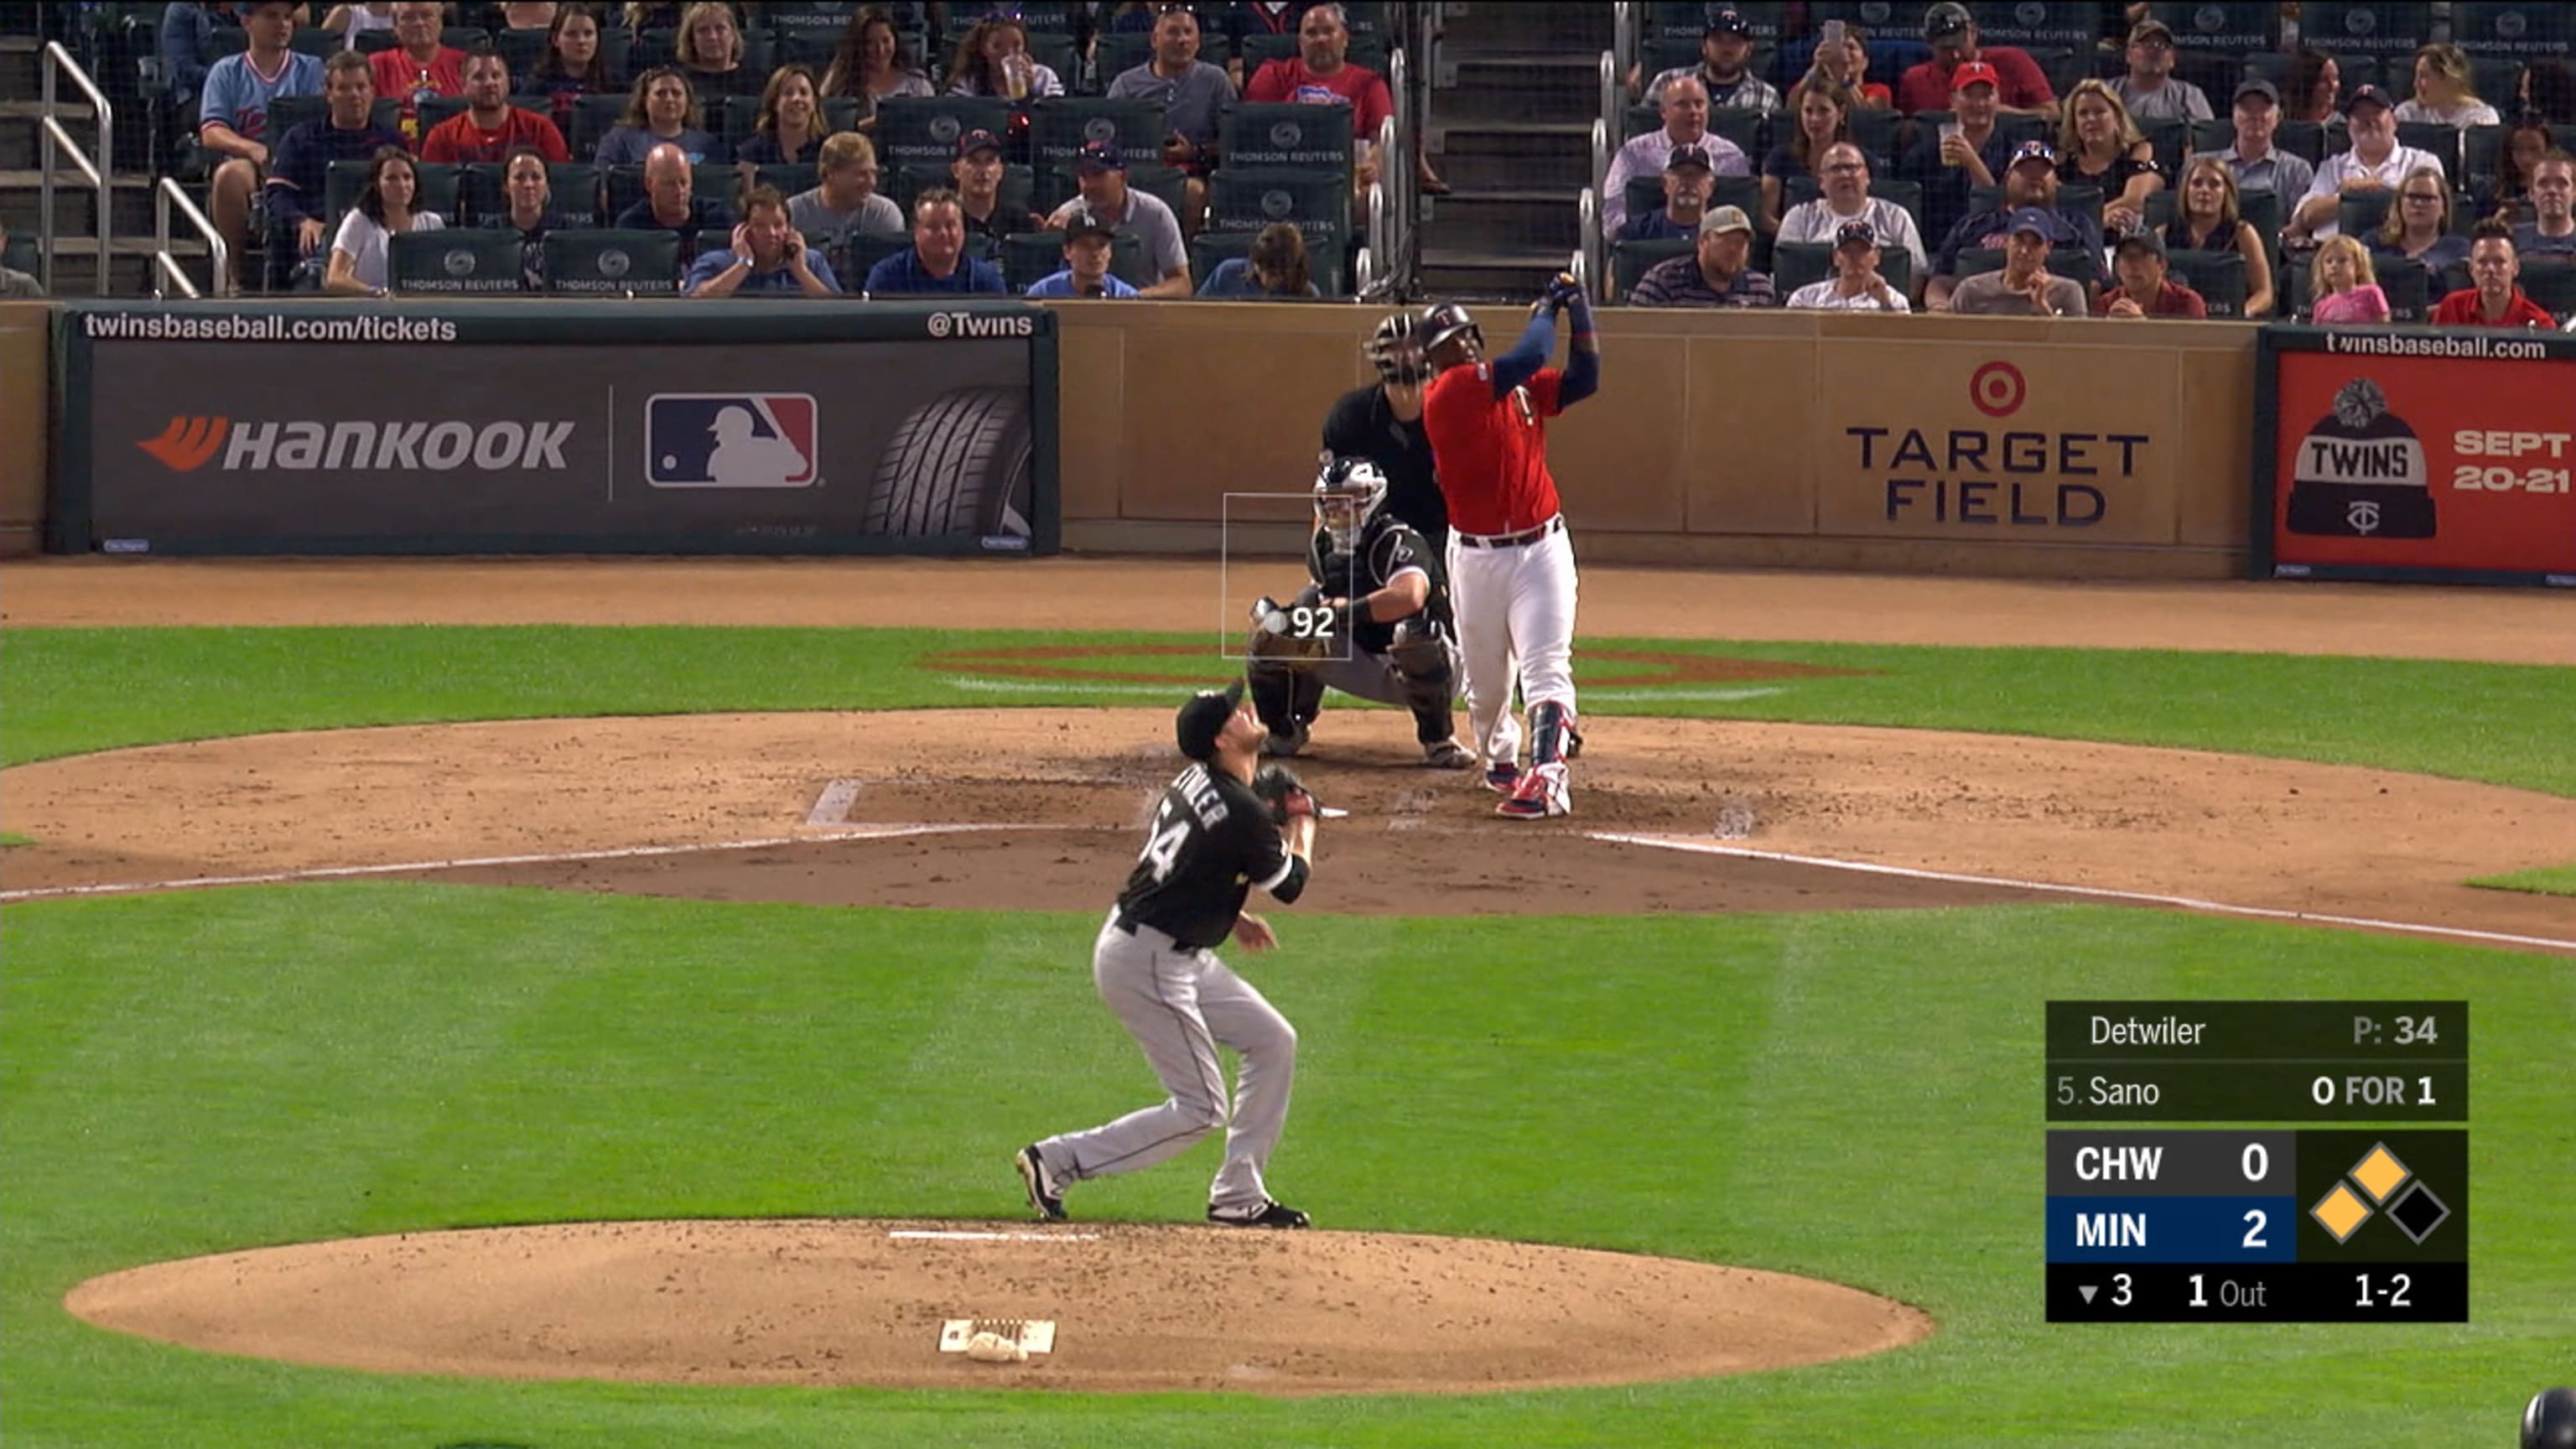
[
  {"xmin": 3, "ymin": 622, "xmax": 2570, "ymax": 1448},
  {"xmin": 3, "ymin": 886, "xmax": 2568, "ymax": 1449},
  {"xmin": 2469, "ymin": 864, "xmax": 2576, "ymax": 897},
  {"xmin": 5, "ymin": 628, "xmax": 2573, "ymax": 796},
  {"xmin": 0, "ymin": 833, "xmax": 31, "ymax": 848}
]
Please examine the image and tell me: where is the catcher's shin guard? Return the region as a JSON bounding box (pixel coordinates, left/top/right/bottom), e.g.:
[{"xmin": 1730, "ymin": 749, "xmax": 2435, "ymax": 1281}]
[
  {"xmin": 1530, "ymin": 701, "xmax": 1577, "ymax": 766},
  {"xmin": 1246, "ymin": 659, "xmax": 1302, "ymax": 738},
  {"xmin": 1389, "ymin": 618, "xmax": 1457, "ymax": 743}
]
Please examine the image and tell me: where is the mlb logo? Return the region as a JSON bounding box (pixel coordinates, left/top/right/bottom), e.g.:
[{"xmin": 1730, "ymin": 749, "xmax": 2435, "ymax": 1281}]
[{"xmin": 645, "ymin": 393, "xmax": 819, "ymax": 488}]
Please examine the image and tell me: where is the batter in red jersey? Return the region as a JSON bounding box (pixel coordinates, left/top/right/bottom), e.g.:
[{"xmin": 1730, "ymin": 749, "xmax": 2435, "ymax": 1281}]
[{"xmin": 1418, "ymin": 277, "xmax": 1600, "ymax": 818}]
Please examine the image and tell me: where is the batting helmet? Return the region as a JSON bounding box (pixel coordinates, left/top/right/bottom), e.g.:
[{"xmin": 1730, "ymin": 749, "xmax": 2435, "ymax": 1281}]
[
  {"xmin": 1363, "ymin": 312, "xmax": 1426, "ymax": 384},
  {"xmin": 2528, "ymin": 1389, "xmax": 2576, "ymax": 1449},
  {"xmin": 1314, "ymin": 454, "xmax": 1389, "ymax": 552},
  {"xmin": 1419, "ymin": 301, "xmax": 1483, "ymax": 361}
]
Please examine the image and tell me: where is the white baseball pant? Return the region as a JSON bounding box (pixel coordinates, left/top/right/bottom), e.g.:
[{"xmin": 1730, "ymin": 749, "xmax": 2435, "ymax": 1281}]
[
  {"xmin": 1032, "ymin": 912, "xmax": 1296, "ymax": 1215},
  {"xmin": 1445, "ymin": 522, "xmax": 1579, "ymax": 767}
]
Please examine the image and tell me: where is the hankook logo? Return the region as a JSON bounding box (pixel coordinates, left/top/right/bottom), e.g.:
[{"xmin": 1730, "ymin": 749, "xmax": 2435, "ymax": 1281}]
[{"xmin": 137, "ymin": 417, "xmax": 577, "ymax": 472}]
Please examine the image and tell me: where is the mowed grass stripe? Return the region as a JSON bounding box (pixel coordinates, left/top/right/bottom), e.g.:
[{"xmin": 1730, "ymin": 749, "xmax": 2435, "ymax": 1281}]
[
  {"xmin": 3, "ymin": 886, "xmax": 2568, "ymax": 1448},
  {"xmin": 4, "ymin": 628, "xmax": 2573, "ymax": 797}
]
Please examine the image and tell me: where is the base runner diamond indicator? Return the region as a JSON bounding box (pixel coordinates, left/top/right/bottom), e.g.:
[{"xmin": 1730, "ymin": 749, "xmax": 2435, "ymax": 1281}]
[
  {"xmin": 2386, "ymin": 1180, "xmax": 2452, "ymax": 1244},
  {"xmin": 2350, "ymin": 1142, "xmax": 2412, "ymax": 1203},
  {"xmin": 2311, "ymin": 1182, "xmax": 2372, "ymax": 1243}
]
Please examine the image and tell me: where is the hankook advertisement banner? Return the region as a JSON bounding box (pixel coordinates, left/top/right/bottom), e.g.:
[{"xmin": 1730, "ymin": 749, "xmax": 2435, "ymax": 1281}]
[
  {"xmin": 2254, "ymin": 327, "xmax": 2576, "ymax": 587},
  {"xmin": 54, "ymin": 303, "xmax": 1058, "ymax": 556}
]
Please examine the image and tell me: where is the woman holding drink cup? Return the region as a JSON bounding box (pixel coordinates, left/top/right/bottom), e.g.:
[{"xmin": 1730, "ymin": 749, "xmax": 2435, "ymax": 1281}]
[{"xmin": 947, "ymin": 16, "xmax": 1064, "ymax": 102}]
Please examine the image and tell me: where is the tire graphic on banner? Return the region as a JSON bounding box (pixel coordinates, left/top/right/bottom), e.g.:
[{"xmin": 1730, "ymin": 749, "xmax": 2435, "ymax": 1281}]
[
  {"xmin": 867, "ymin": 387, "xmax": 1034, "ymax": 538},
  {"xmin": 2285, "ymin": 377, "xmax": 2435, "ymax": 538}
]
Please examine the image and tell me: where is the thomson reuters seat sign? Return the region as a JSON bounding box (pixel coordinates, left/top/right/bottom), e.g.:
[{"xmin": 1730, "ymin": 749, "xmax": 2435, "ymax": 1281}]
[{"xmin": 137, "ymin": 417, "xmax": 578, "ymax": 473}]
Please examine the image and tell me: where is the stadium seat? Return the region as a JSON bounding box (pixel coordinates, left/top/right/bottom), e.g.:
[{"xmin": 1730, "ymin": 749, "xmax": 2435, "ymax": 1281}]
[
  {"xmin": 2148, "ymin": 1, "xmax": 2280, "ymax": 53},
  {"xmin": 3, "ymin": 229, "xmax": 39, "ymax": 277},
  {"xmin": 570, "ymin": 92, "xmax": 630, "ymax": 157},
  {"xmin": 895, "ymin": 160, "xmax": 1034, "ymax": 212},
  {"xmin": 325, "ymin": 158, "xmax": 460, "ymax": 227},
  {"xmin": 420, "ymin": 94, "xmax": 471, "ymax": 136},
  {"xmin": 1955, "ymin": 245, "xmax": 2101, "ymax": 288},
  {"xmin": 2453, "ymin": 1, "xmax": 2574, "ymax": 56},
  {"xmin": 1207, "ymin": 169, "xmax": 1350, "ymax": 294},
  {"xmin": 543, "ymin": 228, "xmax": 683, "ymax": 293},
  {"xmin": 267, "ymin": 94, "xmax": 403, "ymax": 138},
  {"xmin": 2275, "ymin": 119, "xmax": 2328, "ymax": 165},
  {"xmin": 2165, "ymin": 247, "xmax": 2247, "ymax": 316},
  {"xmin": 1031, "ymin": 97, "xmax": 1170, "ymax": 176},
  {"xmin": 2297, "ymin": 3, "xmax": 2431, "ymax": 65},
  {"xmin": 1611, "ymin": 236, "xmax": 1694, "ymax": 299},
  {"xmin": 2376, "ymin": 253, "xmax": 2431, "ymax": 319},
  {"xmin": 1704, "ymin": 106, "xmax": 1768, "ymax": 163},
  {"xmin": 721, "ymin": 95, "xmax": 766, "ymax": 143},
  {"xmin": 2518, "ymin": 262, "xmax": 2576, "ymax": 322},
  {"xmin": 1967, "ymin": 1, "xmax": 2093, "ymax": 49},
  {"xmin": 2337, "ymin": 190, "xmax": 2397, "ymax": 239},
  {"xmin": 771, "ymin": 20, "xmax": 847, "ymax": 70},
  {"xmin": 1187, "ymin": 227, "xmax": 1254, "ymax": 283},
  {"xmin": 1000, "ymin": 229, "xmax": 1147, "ymax": 290},
  {"xmin": 1772, "ymin": 240, "xmax": 1913, "ymax": 299},
  {"xmin": 1846, "ymin": 106, "xmax": 1903, "ymax": 163},
  {"xmin": 496, "ymin": 25, "xmax": 550, "ymax": 78},
  {"xmin": 1094, "ymin": 30, "xmax": 1155, "ymax": 87},
  {"xmin": 839, "ymin": 231, "xmax": 912, "ymax": 288},
  {"xmin": 2396, "ymin": 122, "xmax": 2461, "ymax": 175},
  {"xmin": 1220, "ymin": 102, "xmax": 1355, "ymax": 174},
  {"xmin": 2138, "ymin": 117, "xmax": 2189, "ymax": 177},
  {"xmin": 388, "ymin": 227, "xmax": 524, "ymax": 293},
  {"xmin": 875, "ymin": 96, "xmax": 1015, "ymax": 172},
  {"xmin": 756, "ymin": 163, "xmax": 820, "ymax": 199}
]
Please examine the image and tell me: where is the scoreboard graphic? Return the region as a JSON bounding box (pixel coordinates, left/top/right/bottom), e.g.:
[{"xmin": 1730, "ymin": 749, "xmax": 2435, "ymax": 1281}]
[{"xmin": 2045, "ymin": 1001, "xmax": 2468, "ymax": 1323}]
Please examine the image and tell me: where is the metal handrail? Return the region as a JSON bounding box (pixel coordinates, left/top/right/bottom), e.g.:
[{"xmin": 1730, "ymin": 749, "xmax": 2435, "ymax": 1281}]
[
  {"xmin": 1387, "ymin": 44, "xmax": 1415, "ymax": 300},
  {"xmin": 1590, "ymin": 116, "xmax": 1610, "ymax": 222},
  {"xmin": 1353, "ymin": 236, "xmax": 1375, "ymax": 297},
  {"xmin": 39, "ymin": 41, "xmax": 115, "ymax": 297},
  {"xmin": 1597, "ymin": 50, "xmax": 1619, "ymax": 144},
  {"xmin": 154, "ymin": 178, "xmax": 230, "ymax": 300},
  {"xmin": 1576, "ymin": 187, "xmax": 1601, "ymax": 299},
  {"xmin": 1612, "ymin": 3, "xmax": 1637, "ymax": 81}
]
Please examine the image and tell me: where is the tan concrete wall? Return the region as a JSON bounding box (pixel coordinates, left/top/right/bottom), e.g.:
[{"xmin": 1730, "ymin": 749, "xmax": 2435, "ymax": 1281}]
[{"xmin": 0, "ymin": 302, "xmax": 51, "ymax": 555}]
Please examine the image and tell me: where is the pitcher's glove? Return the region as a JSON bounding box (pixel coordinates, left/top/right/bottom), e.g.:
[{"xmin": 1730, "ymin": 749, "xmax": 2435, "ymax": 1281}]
[{"xmin": 1251, "ymin": 764, "xmax": 1322, "ymax": 825}]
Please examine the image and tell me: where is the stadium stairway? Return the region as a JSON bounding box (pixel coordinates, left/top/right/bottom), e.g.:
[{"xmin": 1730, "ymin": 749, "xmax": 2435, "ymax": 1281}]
[
  {"xmin": 1417, "ymin": 1, "xmax": 1610, "ymax": 299},
  {"xmin": 2, "ymin": 29, "xmax": 190, "ymax": 296}
]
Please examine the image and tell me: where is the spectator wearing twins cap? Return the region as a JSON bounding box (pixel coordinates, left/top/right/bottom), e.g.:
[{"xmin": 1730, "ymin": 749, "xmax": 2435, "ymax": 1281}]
[
  {"xmin": 1629, "ymin": 205, "xmax": 1777, "ymax": 307},
  {"xmin": 951, "ymin": 128, "xmax": 1044, "ymax": 253},
  {"xmin": 1637, "ymin": 8, "xmax": 1780, "ymax": 112},
  {"xmin": 1925, "ymin": 139, "xmax": 2101, "ymax": 310},
  {"xmin": 1602, "ymin": 75, "xmax": 1753, "ymax": 237},
  {"xmin": 2095, "ymin": 231, "xmax": 2205, "ymax": 318},
  {"xmin": 1898, "ymin": 1, "xmax": 2054, "ymax": 117},
  {"xmin": 1899, "ymin": 60, "xmax": 2016, "ymax": 242},
  {"xmin": 1046, "ymin": 139, "xmax": 1192, "ymax": 298},
  {"xmin": 1781, "ymin": 143, "xmax": 1929, "ymax": 273},
  {"xmin": 1784, "ymin": 220, "xmax": 1912, "ymax": 311},
  {"xmin": 1619, "ymin": 145, "xmax": 1716, "ymax": 242}
]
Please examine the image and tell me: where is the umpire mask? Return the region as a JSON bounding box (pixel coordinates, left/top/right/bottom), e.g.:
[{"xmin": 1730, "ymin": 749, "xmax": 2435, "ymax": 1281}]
[
  {"xmin": 1315, "ymin": 455, "xmax": 1388, "ymax": 553},
  {"xmin": 1364, "ymin": 311, "xmax": 1428, "ymax": 385}
]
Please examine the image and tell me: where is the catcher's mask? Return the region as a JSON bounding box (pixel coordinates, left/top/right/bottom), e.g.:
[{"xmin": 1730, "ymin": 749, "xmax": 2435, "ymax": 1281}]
[
  {"xmin": 1419, "ymin": 301, "xmax": 1483, "ymax": 366},
  {"xmin": 1314, "ymin": 454, "xmax": 1389, "ymax": 553},
  {"xmin": 1363, "ymin": 311, "xmax": 1428, "ymax": 385}
]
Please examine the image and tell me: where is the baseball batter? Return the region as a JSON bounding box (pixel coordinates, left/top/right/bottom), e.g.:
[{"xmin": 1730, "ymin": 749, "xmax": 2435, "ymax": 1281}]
[
  {"xmin": 1418, "ymin": 280, "xmax": 1599, "ymax": 818},
  {"xmin": 1244, "ymin": 455, "xmax": 1475, "ymax": 768},
  {"xmin": 1015, "ymin": 681, "xmax": 1322, "ymax": 1229}
]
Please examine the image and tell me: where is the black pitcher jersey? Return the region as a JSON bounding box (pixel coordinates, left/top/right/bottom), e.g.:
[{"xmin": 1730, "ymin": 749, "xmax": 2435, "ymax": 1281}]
[{"xmin": 1115, "ymin": 762, "xmax": 1308, "ymax": 948}]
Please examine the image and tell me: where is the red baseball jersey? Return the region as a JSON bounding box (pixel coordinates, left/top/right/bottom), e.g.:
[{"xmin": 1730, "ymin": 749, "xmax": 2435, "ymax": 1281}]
[{"xmin": 1422, "ymin": 362, "xmax": 1565, "ymax": 537}]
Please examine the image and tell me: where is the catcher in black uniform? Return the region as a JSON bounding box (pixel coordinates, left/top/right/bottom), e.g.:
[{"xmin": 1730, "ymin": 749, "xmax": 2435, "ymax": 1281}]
[{"xmin": 1246, "ymin": 455, "xmax": 1476, "ymax": 769}]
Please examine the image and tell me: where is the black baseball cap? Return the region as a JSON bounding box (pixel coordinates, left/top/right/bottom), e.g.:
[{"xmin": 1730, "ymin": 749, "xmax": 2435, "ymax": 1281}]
[
  {"xmin": 1834, "ymin": 219, "xmax": 1877, "ymax": 248},
  {"xmin": 1176, "ymin": 680, "xmax": 1244, "ymax": 761},
  {"xmin": 1705, "ymin": 7, "xmax": 1750, "ymax": 36},
  {"xmin": 1666, "ymin": 144, "xmax": 1714, "ymax": 173},
  {"xmin": 2234, "ymin": 77, "xmax": 2280, "ymax": 106},
  {"xmin": 955, "ymin": 127, "xmax": 1003, "ymax": 159},
  {"xmin": 1076, "ymin": 138, "xmax": 1128, "ymax": 171},
  {"xmin": 2346, "ymin": 83, "xmax": 2395, "ymax": 112},
  {"xmin": 1924, "ymin": 2, "xmax": 1972, "ymax": 40},
  {"xmin": 1063, "ymin": 204, "xmax": 1115, "ymax": 241},
  {"xmin": 2114, "ymin": 230, "xmax": 2166, "ymax": 259}
]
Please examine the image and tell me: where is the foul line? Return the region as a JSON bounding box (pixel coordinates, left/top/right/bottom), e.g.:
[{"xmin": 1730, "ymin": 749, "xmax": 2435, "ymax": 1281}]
[
  {"xmin": 0, "ymin": 824, "xmax": 1090, "ymax": 904},
  {"xmin": 887, "ymin": 1229, "xmax": 1103, "ymax": 1242},
  {"xmin": 1587, "ymin": 833, "xmax": 2576, "ymax": 953}
]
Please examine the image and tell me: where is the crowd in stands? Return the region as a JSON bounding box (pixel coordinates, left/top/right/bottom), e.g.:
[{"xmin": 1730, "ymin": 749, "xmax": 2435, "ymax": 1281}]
[
  {"xmin": 1603, "ymin": 1, "xmax": 2574, "ymax": 328},
  {"xmin": 148, "ymin": 0, "xmax": 1392, "ymax": 299}
]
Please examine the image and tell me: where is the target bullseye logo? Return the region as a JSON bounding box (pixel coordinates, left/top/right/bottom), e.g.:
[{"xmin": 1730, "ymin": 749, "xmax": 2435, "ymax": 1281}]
[{"xmin": 1971, "ymin": 361, "xmax": 2027, "ymax": 418}]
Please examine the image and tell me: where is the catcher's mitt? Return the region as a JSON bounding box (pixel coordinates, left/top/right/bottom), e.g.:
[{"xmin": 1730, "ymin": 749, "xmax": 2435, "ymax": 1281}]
[
  {"xmin": 1246, "ymin": 589, "xmax": 1335, "ymax": 670},
  {"xmin": 1250, "ymin": 764, "xmax": 1323, "ymax": 825}
]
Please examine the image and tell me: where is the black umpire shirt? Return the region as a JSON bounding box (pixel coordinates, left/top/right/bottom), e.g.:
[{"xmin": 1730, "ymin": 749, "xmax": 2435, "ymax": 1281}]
[
  {"xmin": 1116, "ymin": 762, "xmax": 1309, "ymax": 949},
  {"xmin": 1322, "ymin": 383, "xmax": 1447, "ymax": 553}
]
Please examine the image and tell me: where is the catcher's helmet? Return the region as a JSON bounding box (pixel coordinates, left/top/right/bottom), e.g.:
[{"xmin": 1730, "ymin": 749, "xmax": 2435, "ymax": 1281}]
[
  {"xmin": 2528, "ymin": 1389, "xmax": 2576, "ymax": 1449},
  {"xmin": 1419, "ymin": 301, "xmax": 1484, "ymax": 361},
  {"xmin": 1314, "ymin": 454, "xmax": 1389, "ymax": 553},
  {"xmin": 1363, "ymin": 311, "xmax": 1426, "ymax": 384}
]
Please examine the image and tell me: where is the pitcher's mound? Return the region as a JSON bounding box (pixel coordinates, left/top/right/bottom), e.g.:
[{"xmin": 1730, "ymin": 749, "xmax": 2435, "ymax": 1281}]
[{"xmin": 65, "ymin": 1218, "xmax": 1931, "ymax": 1395}]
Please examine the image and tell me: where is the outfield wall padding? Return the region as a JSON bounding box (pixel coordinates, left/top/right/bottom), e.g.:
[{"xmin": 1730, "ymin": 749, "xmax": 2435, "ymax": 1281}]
[{"xmin": 1, "ymin": 301, "xmax": 51, "ymax": 556}]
